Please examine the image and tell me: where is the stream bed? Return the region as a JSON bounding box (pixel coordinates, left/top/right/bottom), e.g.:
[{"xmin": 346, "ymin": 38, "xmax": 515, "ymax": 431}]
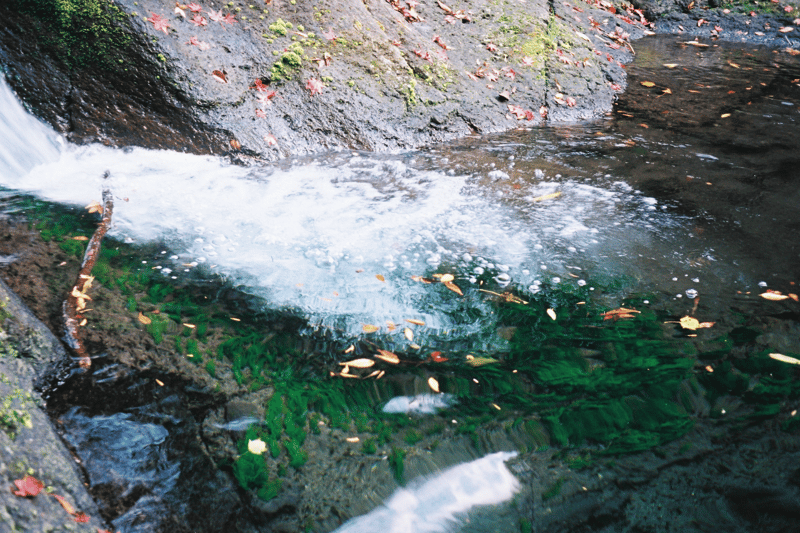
[{"xmin": 1, "ymin": 35, "xmax": 799, "ymax": 532}]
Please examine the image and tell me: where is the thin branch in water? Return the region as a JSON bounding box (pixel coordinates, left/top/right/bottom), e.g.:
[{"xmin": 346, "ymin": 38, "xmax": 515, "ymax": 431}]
[{"xmin": 63, "ymin": 173, "xmax": 114, "ymax": 369}]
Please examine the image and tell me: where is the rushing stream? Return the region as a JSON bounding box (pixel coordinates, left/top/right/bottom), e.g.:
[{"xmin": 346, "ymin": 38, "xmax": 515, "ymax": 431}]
[{"xmin": 1, "ymin": 35, "xmax": 799, "ymax": 532}]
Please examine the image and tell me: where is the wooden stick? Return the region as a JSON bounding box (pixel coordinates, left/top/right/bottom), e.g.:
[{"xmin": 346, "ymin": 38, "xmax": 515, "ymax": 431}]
[{"xmin": 63, "ymin": 173, "xmax": 114, "ymax": 369}]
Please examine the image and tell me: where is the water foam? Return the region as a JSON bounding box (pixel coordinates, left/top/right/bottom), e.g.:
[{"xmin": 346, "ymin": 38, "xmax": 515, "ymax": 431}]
[{"xmin": 333, "ymin": 452, "xmax": 519, "ymax": 533}]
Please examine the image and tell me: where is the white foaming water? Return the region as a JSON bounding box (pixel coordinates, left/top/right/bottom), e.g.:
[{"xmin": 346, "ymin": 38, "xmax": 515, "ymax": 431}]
[
  {"xmin": 334, "ymin": 451, "xmax": 519, "ymax": 533},
  {"xmin": 0, "ymin": 74, "xmax": 686, "ymax": 342}
]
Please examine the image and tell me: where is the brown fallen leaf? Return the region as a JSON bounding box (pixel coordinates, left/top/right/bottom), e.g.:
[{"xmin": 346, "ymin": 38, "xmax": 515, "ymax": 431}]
[
  {"xmin": 769, "ymin": 353, "xmax": 800, "ymax": 365},
  {"xmin": 339, "ymin": 358, "xmax": 375, "ymax": 368},
  {"xmin": 761, "ymin": 291, "xmax": 790, "ymax": 301},
  {"xmin": 530, "ymin": 191, "xmax": 562, "ymax": 202},
  {"xmin": 678, "ymin": 316, "xmax": 715, "ymax": 330},
  {"xmin": 362, "ymin": 324, "xmax": 380, "ymax": 333},
  {"xmin": 406, "ymin": 318, "xmax": 426, "ymax": 326},
  {"xmin": 376, "ymin": 274, "xmax": 385, "ymax": 282},
  {"xmin": 444, "ymin": 281, "xmax": 463, "ymax": 296},
  {"xmin": 375, "ymin": 349, "xmax": 400, "ymax": 364},
  {"xmin": 212, "ymin": 69, "xmax": 228, "ymax": 83},
  {"xmin": 641, "ymin": 81, "xmax": 656, "ymax": 87},
  {"xmin": 439, "ymin": 273, "xmax": 454, "ymax": 283},
  {"xmin": 138, "ymin": 312, "xmax": 152, "ymax": 325},
  {"xmin": 465, "ymin": 355, "xmax": 499, "ymax": 366},
  {"xmin": 404, "ymin": 327, "xmax": 414, "ymax": 341}
]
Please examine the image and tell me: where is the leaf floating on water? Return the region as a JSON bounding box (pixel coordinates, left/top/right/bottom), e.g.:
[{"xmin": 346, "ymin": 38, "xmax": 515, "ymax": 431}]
[
  {"xmin": 547, "ymin": 308, "xmax": 557, "ymax": 321},
  {"xmin": 444, "ymin": 281, "xmax": 463, "ymax": 296},
  {"xmin": 346, "ymin": 437, "xmax": 360, "ymax": 443},
  {"xmin": 375, "ymin": 349, "xmax": 400, "ymax": 364},
  {"xmin": 406, "ymin": 318, "xmax": 425, "ymax": 326},
  {"xmin": 601, "ymin": 307, "xmax": 640, "ymax": 320},
  {"xmin": 465, "ymin": 355, "xmax": 499, "ymax": 367},
  {"xmin": 769, "ymin": 353, "xmax": 800, "ymax": 365},
  {"xmin": 760, "ymin": 291, "xmax": 790, "ymax": 301},
  {"xmin": 138, "ymin": 312, "xmax": 151, "ymax": 325},
  {"xmin": 409, "ymin": 343, "xmax": 421, "ymax": 350},
  {"xmin": 430, "ymin": 351, "xmax": 448, "ymax": 362},
  {"xmin": 641, "ymin": 81, "xmax": 656, "ymax": 87},
  {"xmin": 340, "ymin": 358, "xmax": 374, "ymax": 368},
  {"xmin": 663, "ymin": 63, "xmax": 678, "ymax": 68},
  {"xmin": 362, "ymin": 324, "xmax": 380, "ymax": 333},
  {"xmin": 376, "ymin": 274, "xmax": 385, "ymax": 282},
  {"xmin": 720, "ymin": 113, "xmax": 731, "ymax": 118},
  {"xmin": 439, "ymin": 274, "xmax": 454, "ymax": 283},
  {"xmin": 678, "ymin": 316, "xmax": 714, "ymax": 330},
  {"xmin": 428, "ymin": 377, "xmax": 440, "ymax": 393},
  {"xmin": 530, "ymin": 191, "xmax": 562, "ymax": 202},
  {"xmin": 404, "ymin": 327, "xmax": 414, "ymax": 341},
  {"xmin": 344, "ymin": 345, "xmax": 355, "ymax": 354},
  {"xmin": 72, "ymin": 235, "xmax": 89, "ymax": 241},
  {"xmin": 386, "ymin": 321, "xmax": 397, "ymax": 331}
]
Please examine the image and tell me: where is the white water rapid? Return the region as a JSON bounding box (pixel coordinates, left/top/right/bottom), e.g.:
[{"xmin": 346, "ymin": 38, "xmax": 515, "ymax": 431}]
[{"xmin": 0, "ymin": 74, "xmax": 701, "ymax": 348}]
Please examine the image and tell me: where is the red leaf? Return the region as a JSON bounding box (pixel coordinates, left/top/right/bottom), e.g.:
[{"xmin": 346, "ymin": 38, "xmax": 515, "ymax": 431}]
[
  {"xmin": 430, "ymin": 351, "xmax": 449, "ymax": 362},
  {"xmin": 306, "ymin": 78, "xmax": 325, "ymax": 96},
  {"xmin": 147, "ymin": 13, "xmax": 171, "ymax": 34},
  {"xmin": 433, "ymin": 35, "xmax": 450, "ymax": 50},
  {"xmin": 188, "ymin": 2, "xmax": 202, "ymax": 12},
  {"xmin": 207, "ymin": 9, "xmax": 224, "ymax": 23},
  {"xmin": 222, "ymin": 13, "xmax": 237, "ymax": 25},
  {"xmin": 255, "ymin": 109, "xmax": 267, "ymax": 118},
  {"xmin": 322, "ymin": 27, "xmax": 337, "ymax": 40},
  {"xmin": 74, "ymin": 512, "xmax": 90, "ymax": 523},
  {"xmin": 264, "ymin": 134, "xmax": 278, "ymax": 146},
  {"xmin": 212, "ymin": 70, "xmax": 228, "ymax": 83},
  {"xmin": 12, "ymin": 476, "xmax": 44, "ymax": 497},
  {"xmin": 187, "ymin": 36, "xmax": 210, "ymax": 50},
  {"xmin": 251, "ymin": 79, "xmax": 270, "ymax": 92},
  {"xmin": 190, "ymin": 15, "xmax": 208, "ymax": 27},
  {"xmin": 486, "ymin": 43, "xmax": 498, "ymax": 52}
]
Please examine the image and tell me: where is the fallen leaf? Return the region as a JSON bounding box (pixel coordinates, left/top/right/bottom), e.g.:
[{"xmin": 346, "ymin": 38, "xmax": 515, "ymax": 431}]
[
  {"xmin": 530, "ymin": 191, "xmax": 562, "ymax": 202},
  {"xmin": 248, "ymin": 438, "xmax": 267, "ymax": 454},
  {"xmin": 430, "ymin": 351, "xmax": 449, "ymax": 362},
  {"xmin": 376, "ymin": 274, "xmax": 385, "ymax": 282},
  {"xmin": 339, "ymin": 358, "xmax": 374, "ymax": 368},
  {"xmin": 190, "ymin": 14, "xmax": 208, "ymax": 26},
  {"xmin": 137, "ymin": 312, "xmax": 151, "ymax": 325},
  {"xmin": 663, "ymin": 63, "xmax": 678, "ymax": 68},
  {"xmin": 346, "ymin": 437, "xmax": 360, "ymax": 443},
  {"xmin": 264, "ymin": 134, "xmax": 278, "ymax": 146},
  {"xmin": 212, "ymin": 70, "xmax": 228, "ymax": 83},
  {"xmin": 230, "ymin": 139, "xmax": 241, "ymax": 150},
  {"xmin": 406, "ymin": 318, "xmax": 425, "ymax": 326},
  {"xmin": 678, "ymin": 316, "xmax": 715, "ymax": 330},
  {"xmin": 306, "ymin": 78, "xmax": 325, "ymax": 96},
  {"xmin": 728, "ymin": 61, "xmax": 740, "ymax": 68},
  {"xmin": 188, "ymin": 2, "xmax": 202, "ymax": 12},
  {"xmin": 439, "ymin": 273, "xmax": 454, "ymax": 283},
  {"xmin": 547, "ymin": 308, "xmax": 557, "ymax": 320},
  {"xmin": 362, "ymin": 324, "xmax": 380, "ymax": 333},
  {"xmin": 12, "ymin": 476, "xmax": 44, "ymax": 497},
  {"xmin": 85, "ymin": 200, "xmax": 103, "ymax": 214},
  {"xmin": 769, "ymin": 353, "xmax": 800, "ymax": 365},
  {"xmin": 344, "ymin": 345, "xmax": 355, "ymax": 354},
  {"xmin": 53, "ymin": 494, "xmax": 76, "ymax": 515},
  {"xmin": 720, "ymin": 113, "xmax": 731, "ymax": 118},
  {"xmin": 147, "ymin": 13, "xmax": 171, "ymax": 34},
  {"xmin": 155, "ymin": 379, "xmax": 164, "ymax": 386},
  {"xmin": 779, "ymin": 26, "xmax": 794, "ymax": 33},
  {"xmin": 444, "ymin": 281, "xmax": 463, "ymax": 296},
  {"xmin": 465, "ymin": 355, "xmax": 499, "ymax": 367},
  {"xmin": 322, "ymin": 27, "xmax": 337, "ymax": 40},
  {"xmin": 428, "ymin": 377, "xmax": 440, "ymax": 392},
  {"xmin": 641, "ymin": 81, "xmax": 656, "ymax": 87},
  {"xmin": 375, "ymin": 349, "xmax": 400, "ymax": 364},
  {"xmin": 761, "ymin": 292, "xmax": 790, "ymax": 301},
  {"xmin": 601, "ymin": 307, "xmax": 641, "ymax": 320},
  {"xmin": 404, "ymin": 327, "xmax": 414, "ymax": 341},
  {"xmin": 72, "ymin": 235, "xmax": 89, "ymax": 241}
]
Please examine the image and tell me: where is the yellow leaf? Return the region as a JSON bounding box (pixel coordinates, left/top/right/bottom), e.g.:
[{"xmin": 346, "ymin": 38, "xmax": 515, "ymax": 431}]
[
  {"xmin": 663, "ymin": 63, "xmax": 678, "ymax": 68},
  {"xmin": 386, "ymin": 321, "xmax": 397, "ymax": 331},
  {"xmin": 72, "ymin": 235, "xmax": 89, "ymax": 241},
  {"xmin": 679, "ymin": 316, "xmax": 700, "ymax": 330},
  {"xmin": 375, "ymin": 349, "xmax": 400, "ymax": 364},
  {"xmin": 720, "ymin": 113, "xmax": 731, "ymax": 118},
  {"xmin": 346, "ymin": 437, "xmax": 360, "ymax": 443},
  {"xmin": 769, "ymin": 353, "xmax": 800, "ymax": 365},
  {"xmin": 444, "ymin": 281, "xmax": 463, "ymax": 296},
  {"xmin": 406, "ymin": 318, "xmax": 425, "ymax": 326},
  {"xmin": 641, "ymin": 81, "xmax": 656, "ymax": 87},
  {"xmin": 138, "ymin": 312, "xmax": 152, "ymax": 325},
  {"xmin": 662, "ymin": 88, "xmax": 672, "ymax": 94},
  {"xmin": 340, "ymin": 358, "xmax": 374, "ymax": 368},
  {"xmin": 79, "ymin": 318, "xmax": 87, "ymax": 327},
  {"xmin": 155, "ymin": 379, "xmax": 164, "ymax": 386},
  {"xmin": 362, "ymin": 324, "xmax": 380, "ymax": 333},
  {"xmin": 85, "ymin": 201, "xmax": 103, "ymax": 214},
  {"xmin": 376, "ymin": 274, "xmax": 385, "ymax": 282},
  {"xmin": 409, "ymin": 343, "xmax": 421, "ymax": 350},
  {"xmin": 728, "ymin": 61, "xmax": 740, "ymax": 68},
  {"xmin": 439, "ymin": 274, "xmax": 454, "ymax": 283},
  {"xmin": 547, "ymin": 308, "xmax": 557, "ymax": 321},
  {"xmin": 344, "ymin": 345, "xmax": 355, "ymax": 354},
  {"xmin": 428, "ymin": 377, "xmax": 440, "ymax": 393},
  {"xmin": 465, "ymin": 355, "xmax": 499, "ymax": 367},
  {"xmin": 531, "ymin": 191, "xmax": 562, "ymax": 202},
  {"xmin": 183, "ymin": 323, "xmax": 196, "ymax": 328},
  {"xmin": 761, "ymin": 292, "xmax": 789, "ymax": 301},
  {"xmin": 404, "ymin": 327, "xmax": 414, "ymax": 341},
  {"xmin": 52, "ymin": 494, "xmax": 76, "ymax": 515}
]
